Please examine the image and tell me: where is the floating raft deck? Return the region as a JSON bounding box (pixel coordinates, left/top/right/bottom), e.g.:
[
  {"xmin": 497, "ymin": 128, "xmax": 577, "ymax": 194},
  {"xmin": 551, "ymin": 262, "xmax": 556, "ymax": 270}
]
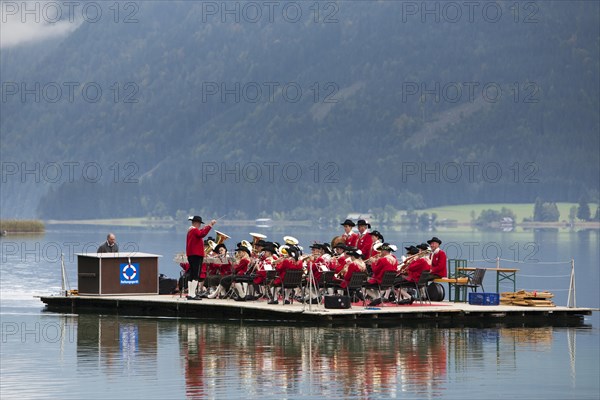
[{"xmin": 39, "ymin": 295, "xmax": 593, "ymax": 327}]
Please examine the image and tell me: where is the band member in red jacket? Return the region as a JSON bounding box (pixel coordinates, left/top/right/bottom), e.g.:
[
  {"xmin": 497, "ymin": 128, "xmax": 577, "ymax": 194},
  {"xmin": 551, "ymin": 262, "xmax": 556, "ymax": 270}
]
[
  {"xmin": 340, "ymin": 219, "xmax": 359, "ymax": 247},
  {"xmin": 332, "ymin": 249, "xmax": 366, "ymax": 291},
  {"xmin": 269, "ymin": 245, "xmax": 302, "ymax": 305},
  {"xmin": 206, "ymin": 244, "xmax": 234, "ymax": 299},
  {"xmin": 394, "ymin": 246, "xmax": 430, "ymax": 304},
  {"xmin": 368, "ymin": 230, "xmax": 385, "ymax": 263},
  {"xmin": 186, "ymin": 216, "xmax": 216, "ymax": 300},
  {"xmin": 303, "ymin": 243, "xmax": 333, "ymax": 304},
  {"xmin": 329, "ymin": 243, "xmax": 348, "ymax": 275},
  {"xmin": 231, "ymin": 244, "xmax": 253, "ymax": 300},
  {"xmin": 356, "ymin": 219, "xmax": 374, "ymax": 260},
  {"xmin": 427, "ymin": 237, "xmax": 447, "ymax": 278},
  {"xmin": 365, "ymin": 243, "xmax": 398, "ymax": 306},
  {"xmin": 250, "ymin": 244, "xmax": 275, "ymax": 299}
]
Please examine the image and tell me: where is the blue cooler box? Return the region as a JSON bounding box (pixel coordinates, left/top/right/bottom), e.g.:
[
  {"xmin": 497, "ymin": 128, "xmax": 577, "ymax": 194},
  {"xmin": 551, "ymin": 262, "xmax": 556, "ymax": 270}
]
[{"xmin": 468, "ymin": 292, "xmax": 500, "ymax": 305}]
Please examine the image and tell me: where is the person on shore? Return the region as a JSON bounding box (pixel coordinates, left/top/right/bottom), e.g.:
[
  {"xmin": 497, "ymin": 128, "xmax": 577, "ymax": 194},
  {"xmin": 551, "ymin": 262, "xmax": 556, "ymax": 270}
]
[
  {"xmin": 186, "ymin": 215, "xmax": 216, "ymax": 300},
  {"xmin": 97, "ymin": 233, "xmax": 118, "ymax": 253}
]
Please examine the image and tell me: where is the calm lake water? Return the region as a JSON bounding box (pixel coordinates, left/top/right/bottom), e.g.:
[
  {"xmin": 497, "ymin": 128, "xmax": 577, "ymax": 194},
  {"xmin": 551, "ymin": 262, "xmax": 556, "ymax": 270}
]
[{"xmin": 1, "ymin": 226, "xmax": 599, "ymax": 399}]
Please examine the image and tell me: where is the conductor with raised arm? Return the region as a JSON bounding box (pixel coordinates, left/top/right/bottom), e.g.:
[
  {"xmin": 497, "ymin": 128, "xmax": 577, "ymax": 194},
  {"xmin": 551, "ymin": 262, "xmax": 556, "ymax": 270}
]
[
  {"xmin": 97, "ymin": 233, "xmax": 119, "ymax": 253},
  {"xmin": 186, "ymin": 216, "xmax": 216, "ymax": 300}
]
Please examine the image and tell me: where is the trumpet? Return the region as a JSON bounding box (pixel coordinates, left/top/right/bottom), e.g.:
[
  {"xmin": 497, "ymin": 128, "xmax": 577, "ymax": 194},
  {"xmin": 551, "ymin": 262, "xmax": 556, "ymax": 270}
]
[
  {"xmin": 334, "ymin": 263, "xmax": 350, "ymax": 279},
  {"xmin": 300, "ymin": 254, "xmax": 314, "ymax": 262},
  {"xmin": 364, "ymin": 253, "xmax": 382, "ymax": 264}
]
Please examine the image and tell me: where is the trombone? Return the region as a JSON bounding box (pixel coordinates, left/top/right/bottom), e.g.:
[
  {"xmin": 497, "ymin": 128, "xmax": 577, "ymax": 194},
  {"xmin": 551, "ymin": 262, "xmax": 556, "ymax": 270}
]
[{"xmin": 397, "ymin": 249, "xmax": 432, "ymax": 274}]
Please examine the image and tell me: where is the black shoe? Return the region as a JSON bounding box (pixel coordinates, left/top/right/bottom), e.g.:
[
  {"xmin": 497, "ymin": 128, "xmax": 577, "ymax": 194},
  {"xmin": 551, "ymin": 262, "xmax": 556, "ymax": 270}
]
[
  {"xmin": 186, "ymin": 295, "xmax": 194, "ymax": 300},
  {"xmin": 267, "ymin": 300, "xmax": 278, "ymax": 305},
  {"xmin": 284, "ymin": 300, "xmax": 291, "ymax": 305},
  {"xmin": 368, "ymin": 298, "xmax": 382, "ymax": 307},
  {"xmin": 409, "ymin": 296, "xmax": 415, "ymax": 305},
  {"xmin": 397, "ymin": 298, "xmax": 411, "ymax": 305}
]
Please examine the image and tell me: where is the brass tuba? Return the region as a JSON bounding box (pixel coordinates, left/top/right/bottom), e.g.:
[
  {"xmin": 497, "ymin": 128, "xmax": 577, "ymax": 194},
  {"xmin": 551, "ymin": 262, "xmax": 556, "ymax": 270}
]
[
  {"xmin": 283, "ymin": 236, "xmax": 299, "ymax": 246},
  {"xmin": 331, "ymin": 235, "xmax": 345, "ymax": 248},
  {"xmin": 249, "ymin": 232, "xmax": 267, "ymax": 253},
  {"xmin": 240, "ymin": 240, "xmax": 253, "ymax": 253},
  {"xmin": 208, "ymin": 230, "xmax": 230, "ymax": 251},
  {"xmin": 215, "ymin": 230, "xmax": 230, "ymax": 245}
]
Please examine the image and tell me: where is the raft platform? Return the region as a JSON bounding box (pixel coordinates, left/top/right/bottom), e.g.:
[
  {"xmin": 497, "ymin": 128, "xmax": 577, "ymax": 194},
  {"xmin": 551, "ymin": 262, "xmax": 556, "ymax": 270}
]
[{"xmin": 39, "ymin": 295, "xmax": 594, "ymax": 327}]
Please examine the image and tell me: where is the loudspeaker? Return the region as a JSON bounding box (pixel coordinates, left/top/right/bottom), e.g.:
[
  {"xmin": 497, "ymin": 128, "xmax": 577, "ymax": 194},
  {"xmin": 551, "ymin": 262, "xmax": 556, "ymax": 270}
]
[
  {"xmin": 426, "ymin": 282, "xmax": 445, "ymax": 302},
  {"xmin": 324, "ymin": 295, "xmax": 351, "ymax": 309}
]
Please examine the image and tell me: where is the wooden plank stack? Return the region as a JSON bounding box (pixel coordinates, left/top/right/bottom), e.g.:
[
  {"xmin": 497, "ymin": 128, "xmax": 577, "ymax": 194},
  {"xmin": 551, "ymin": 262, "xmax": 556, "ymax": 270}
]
[{"xmin": 500, "ymin": 290, "xmax": 556, "ymax": 307}]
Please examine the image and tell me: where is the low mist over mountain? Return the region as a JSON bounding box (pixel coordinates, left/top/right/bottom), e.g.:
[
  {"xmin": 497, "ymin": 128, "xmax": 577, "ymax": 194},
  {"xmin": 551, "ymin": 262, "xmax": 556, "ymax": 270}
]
[{"xmin": 1, "ymin": 1, "xmax": 598, "ymax": 220}]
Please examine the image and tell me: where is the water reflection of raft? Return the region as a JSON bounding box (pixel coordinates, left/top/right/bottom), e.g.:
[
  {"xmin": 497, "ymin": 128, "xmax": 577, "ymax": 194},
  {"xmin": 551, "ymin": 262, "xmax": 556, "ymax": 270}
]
[{"xmin": 501, "ymin": 290, "xmax": 555, "ymax": 307}]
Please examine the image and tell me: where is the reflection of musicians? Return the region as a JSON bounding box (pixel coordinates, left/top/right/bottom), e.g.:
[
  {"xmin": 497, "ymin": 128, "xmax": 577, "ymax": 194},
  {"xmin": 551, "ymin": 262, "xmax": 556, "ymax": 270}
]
[
  {"xmin": 186, "ymin": 215, "xmax": 216, "ymax": 300},
  {"xmin": 356, "ymin": 219, "xmax": 373, "ymax": 260},
  {"xmin": 427, "ymin": 237, "xmax": 447, "ymax": 279},
  {"xmin": 340, "ymin": 219, "xmax": 359, "ymax": 247},
  {"xmin": 179, "ymin": 324, "xmax": 205, "ymax": 398},
  {"xmin": 97, "ymin": 233, "xmax": 118, "ymax": 253}
]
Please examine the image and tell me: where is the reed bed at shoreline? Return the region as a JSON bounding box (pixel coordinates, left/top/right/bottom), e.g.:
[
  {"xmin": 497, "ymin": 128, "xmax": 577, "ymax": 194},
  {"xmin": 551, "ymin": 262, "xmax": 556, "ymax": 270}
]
[{"xmin": 0, "ymin": 220, "xmax": 45, "ymax": 233}]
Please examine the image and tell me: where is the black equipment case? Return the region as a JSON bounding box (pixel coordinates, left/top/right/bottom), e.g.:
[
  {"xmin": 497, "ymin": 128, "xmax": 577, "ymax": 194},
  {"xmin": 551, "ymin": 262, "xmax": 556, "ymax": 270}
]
[{"xmin": 324, "ymin": 295, "xmax": 352, "ymax": 309}]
